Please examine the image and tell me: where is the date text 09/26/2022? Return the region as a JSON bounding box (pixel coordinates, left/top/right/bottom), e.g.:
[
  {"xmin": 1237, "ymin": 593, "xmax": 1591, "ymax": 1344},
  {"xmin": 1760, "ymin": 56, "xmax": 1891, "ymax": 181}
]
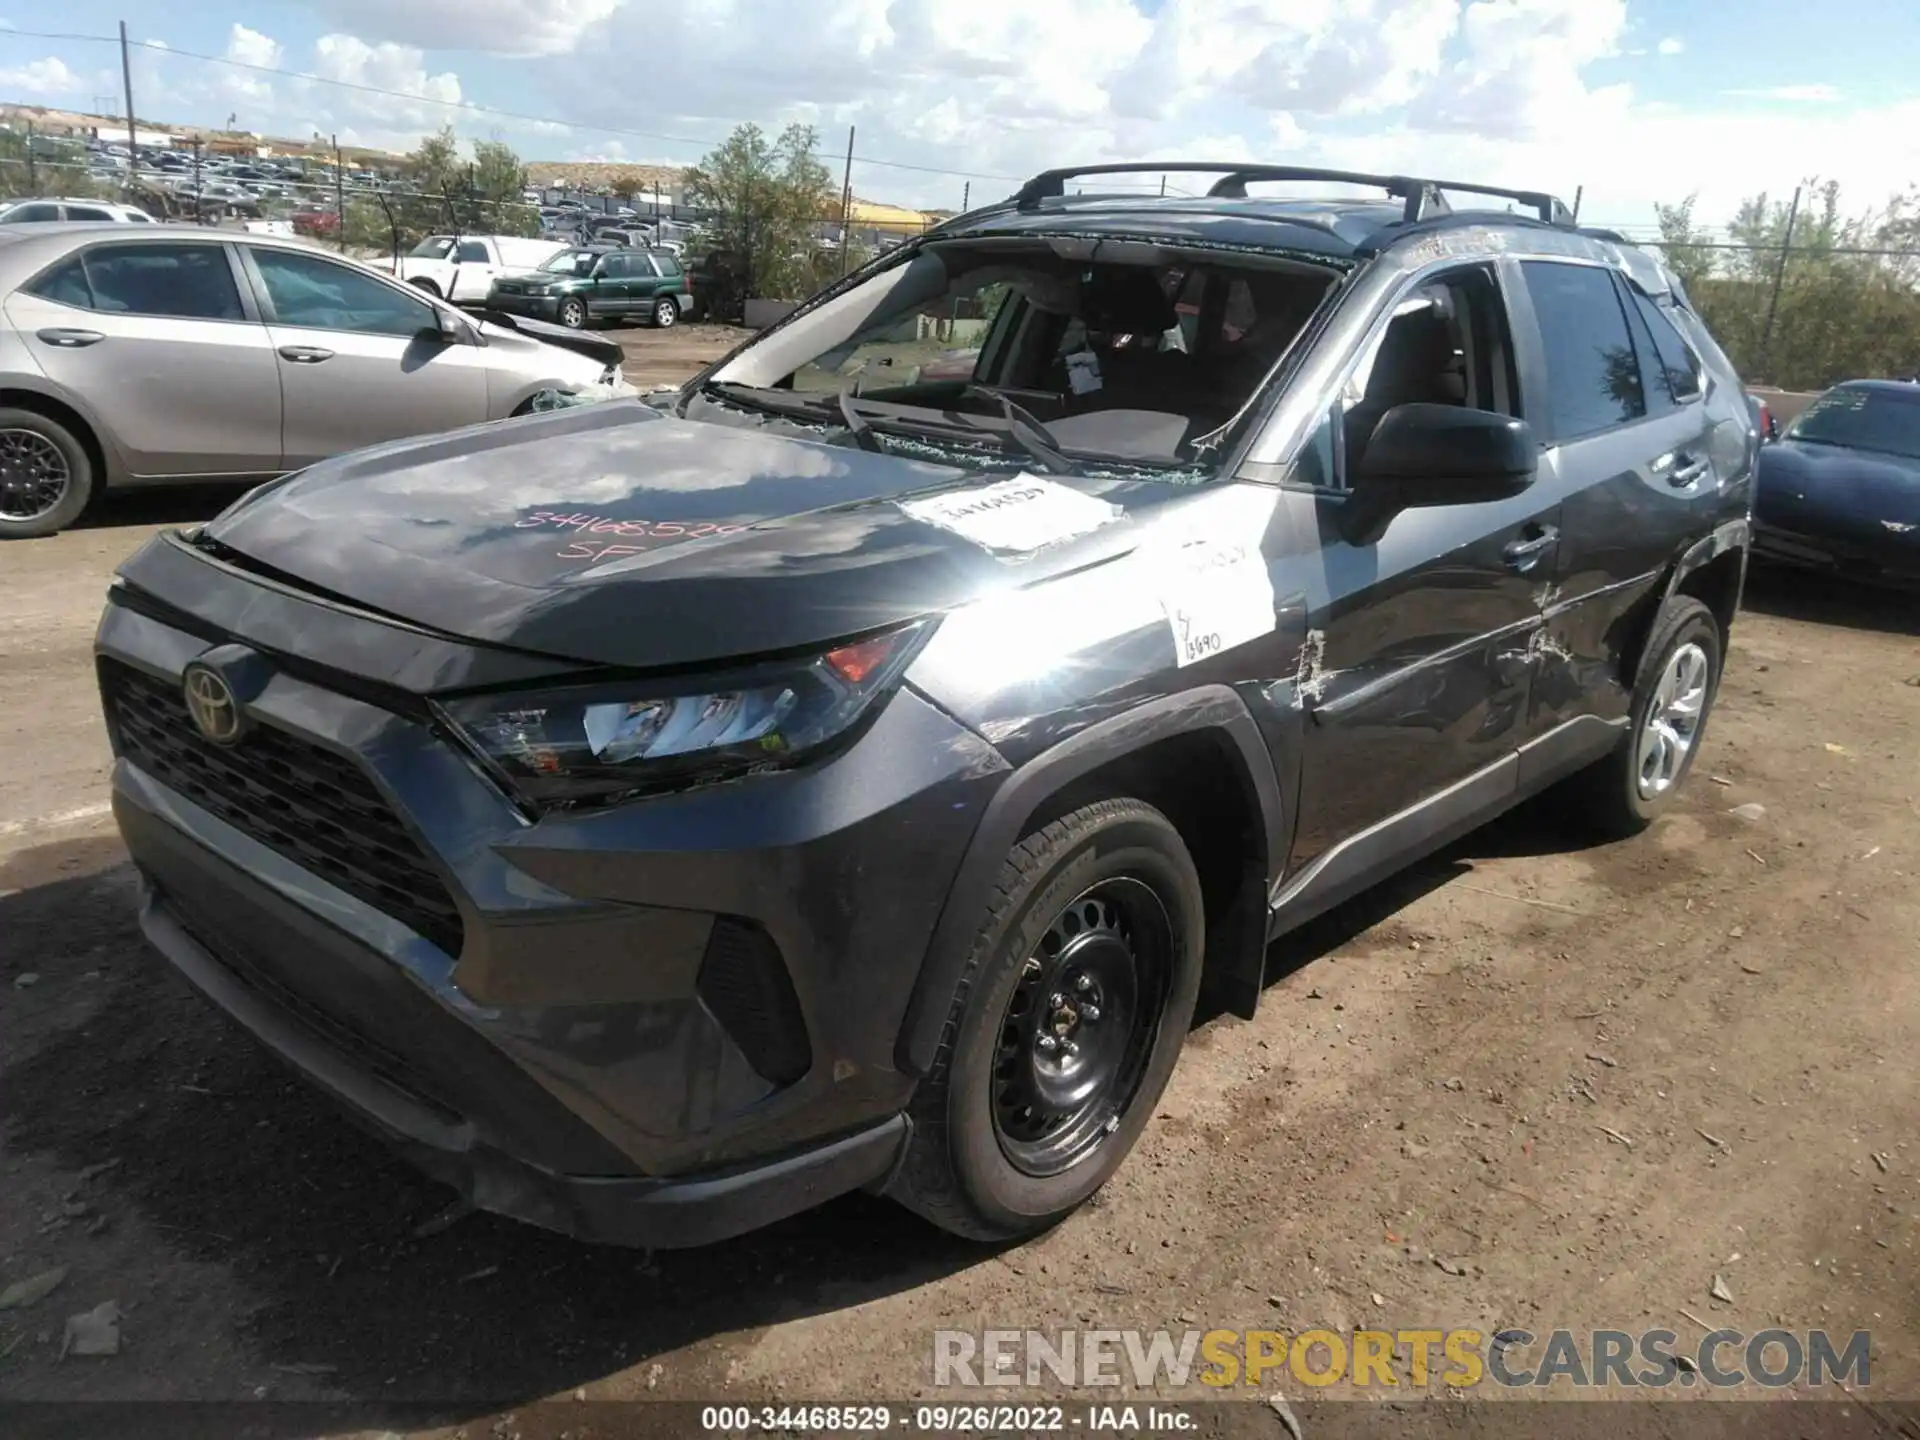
[{"xmin": 700, "ymin": 1403, "xmax": 1195, "ymax": 1433}]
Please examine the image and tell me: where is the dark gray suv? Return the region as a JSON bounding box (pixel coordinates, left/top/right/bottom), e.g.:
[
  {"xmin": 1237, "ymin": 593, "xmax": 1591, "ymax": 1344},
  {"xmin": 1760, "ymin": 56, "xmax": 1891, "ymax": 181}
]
[{"xmin": 96, "ymin": 162, "xmax": 1757, "ymax": 1248}]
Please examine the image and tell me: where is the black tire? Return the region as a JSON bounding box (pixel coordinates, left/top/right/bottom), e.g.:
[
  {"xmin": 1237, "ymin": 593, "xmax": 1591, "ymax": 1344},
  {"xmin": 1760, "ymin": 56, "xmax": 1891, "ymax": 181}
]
[
  {"xmin": 1569, "ymin": 596, "xmax": 1722, "ymax": 837},
  {"xmin": 651, "ymin": 294, "xmax": 678, "ymax": 329},
  {"xmin": 409, "ymin": 277, "xmax": 441, "ymax": 297},
  {"xmin": 0, "ymin": 407, "xmax": 95, "ymax": 540},
  {"xmin": 558, "ymin": 296, "xmax": 588, "ymax": 330},
  {"xmin": 890, "ymin": 799, "xmax": 1204, "ymax": 1242}
]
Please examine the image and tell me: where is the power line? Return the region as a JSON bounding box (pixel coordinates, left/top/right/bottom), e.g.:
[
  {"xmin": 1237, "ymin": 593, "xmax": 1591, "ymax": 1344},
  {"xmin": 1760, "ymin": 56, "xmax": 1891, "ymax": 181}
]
[{"xmin": 0, "ymin": 26, "xmax": 1024, "ymax": 184}]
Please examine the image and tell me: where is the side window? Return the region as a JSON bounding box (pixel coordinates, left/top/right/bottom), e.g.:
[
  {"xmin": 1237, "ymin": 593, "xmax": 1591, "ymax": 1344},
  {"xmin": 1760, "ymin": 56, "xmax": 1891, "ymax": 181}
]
[
  {"xmin": 597, "ymin": 254, "xmax": 628, "ymax": 279},
  {"xmin": 83, "ymin": 243, "xmax": 245, "ymax": 321},
  {"xmin": 1626, "ymin": 288, "xmax": 1702, "ymax": 404},
  {"xmin": 1288, "ymin": 404, "xmax": 1341, "ymax": 490},
  {"xmin": 1519, "ymin": 260, "xmax": 1646, "ymax": 443},
  {"xmin": 1337, "ymin": 263, "xmax": 1516, "ymax": 479},
  {"xmin": 9, "ymin": 203, "xmax": 63, "ymax": 223},
  {"xmin": 454, "ymin": 240, "xmax": 489, "ymax": 263},
  {"xmin": 66, "ymin": 205, "xmax": 114, "ymax": 222},
  {"xmin": 654, "ymin": 256, "xmax": 681, "ymax": 277},
  {"xmin": 251, "ymin": 248, "xmax": 432, "ymax": 337},
  {"xmin": 23, "ymin": 256, "xmax": 94, "ymax": 309}
]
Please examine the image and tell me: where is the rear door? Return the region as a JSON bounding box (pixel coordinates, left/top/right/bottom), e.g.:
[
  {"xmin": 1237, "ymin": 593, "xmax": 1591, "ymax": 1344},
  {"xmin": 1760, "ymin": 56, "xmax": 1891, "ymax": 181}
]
[
  {"xmin": 239, "ymin": 243, "xmax": 489, "ymax": 468},
  {"xmin": 7, "ymin": 238, "xmax": 282, "ymax": 477},
  {"xmin": 1513, "ymin": 258, "xmax": 1718, "ymax": 761}
]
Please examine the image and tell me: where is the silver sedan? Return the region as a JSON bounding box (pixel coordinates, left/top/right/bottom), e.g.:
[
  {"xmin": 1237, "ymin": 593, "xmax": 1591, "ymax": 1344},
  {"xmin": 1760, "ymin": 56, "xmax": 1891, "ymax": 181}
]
[{"xmin": 0, "ymin": 224, "xmax": 635, "ymax": 537}]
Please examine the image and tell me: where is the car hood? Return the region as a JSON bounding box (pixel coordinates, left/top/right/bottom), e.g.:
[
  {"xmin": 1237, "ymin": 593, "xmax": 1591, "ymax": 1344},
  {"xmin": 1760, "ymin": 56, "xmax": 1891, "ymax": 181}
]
[
  {"xmin": 1756, "ymin": 439, "xmax": 1920, "ymax": 534},
  {"xmin": 188, "ymin": 402, "xmax": 1176, "ymax": 670}
]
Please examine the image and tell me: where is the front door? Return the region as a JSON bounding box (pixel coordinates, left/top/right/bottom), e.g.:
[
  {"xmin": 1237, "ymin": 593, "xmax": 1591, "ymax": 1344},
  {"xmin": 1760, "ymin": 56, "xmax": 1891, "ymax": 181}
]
[
  {"xmin": 586, "ymin": 253, "xmax": 632, "ymax": 318},
  {"xmin": 5, "ymin": 239, "xmax": 282, "ymax": 477},
  {"xmin": 1281, "ymin": 261, "xmax": 1559, "ymax": 891},
  {"xmin": 240, "ymin": 245, "xmax": 488, "ymax": 468}
]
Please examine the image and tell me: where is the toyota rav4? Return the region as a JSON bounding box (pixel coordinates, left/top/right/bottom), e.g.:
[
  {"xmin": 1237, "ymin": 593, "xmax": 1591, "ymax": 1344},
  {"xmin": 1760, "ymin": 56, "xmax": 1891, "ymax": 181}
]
[{"xmin": 96, "ymin": 162, "xmax": 1756, "ymax": 1248}]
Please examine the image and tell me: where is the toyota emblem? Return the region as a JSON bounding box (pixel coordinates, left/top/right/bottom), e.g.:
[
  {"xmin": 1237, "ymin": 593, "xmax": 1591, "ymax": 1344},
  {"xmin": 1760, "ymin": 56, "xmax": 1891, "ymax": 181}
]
[{"xmin": 182, "ymin": 663, "xmax": 244, "ymax": 745}]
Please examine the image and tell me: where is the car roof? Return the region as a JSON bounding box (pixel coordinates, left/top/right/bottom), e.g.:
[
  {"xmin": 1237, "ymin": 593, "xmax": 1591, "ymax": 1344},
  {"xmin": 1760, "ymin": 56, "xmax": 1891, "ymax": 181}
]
[
  {"xmin": 1828, "ymin": 378, "xmax": 1920, "ymax": 395},
  {"xmin": 0, "ymin": 221, "xmax": 359, "ymax": 286}
]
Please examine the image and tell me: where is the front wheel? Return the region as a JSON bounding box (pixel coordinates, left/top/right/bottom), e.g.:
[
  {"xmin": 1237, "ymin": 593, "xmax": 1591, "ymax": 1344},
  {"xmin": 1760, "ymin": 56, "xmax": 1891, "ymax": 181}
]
[
  {"xmin": 1568, "ymin": 595, "xmax": 1723, "ymax": 837},
  {"xmin": 890, "ymin": 799, "xmax": 1204, "ymax": 1241},
  {"xmin": 651, "ymin": 294, "xmax": 678, "ymax": 328},
  {"xmin": 557, "ymin": 297, "xmax": 588, "ymax": 330},
  {"xmin": 409, "ymin": 277, "xmax": 441, "ymax": 297}
]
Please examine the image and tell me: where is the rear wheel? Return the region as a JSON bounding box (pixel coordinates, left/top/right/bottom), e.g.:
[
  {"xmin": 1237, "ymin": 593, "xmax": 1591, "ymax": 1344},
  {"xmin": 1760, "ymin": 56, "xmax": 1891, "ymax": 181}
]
[
  {"xmin": 1567, "ymin": 595, "xmax": 1722, "ymax": 837},
  {"xmin": 651, "ymin": 294, "xmax": 678, "ymax": 329},
  {"xmin": 0, "ymin": 408, "xmax": 95, "ymax": 540},
  {"xmin": 890, "ymin": 799, "xmax": 1203, "ymax": 1241},
  {"xmin": 558, "ymin": 296, "xmax": 588, "ymax": 330}
]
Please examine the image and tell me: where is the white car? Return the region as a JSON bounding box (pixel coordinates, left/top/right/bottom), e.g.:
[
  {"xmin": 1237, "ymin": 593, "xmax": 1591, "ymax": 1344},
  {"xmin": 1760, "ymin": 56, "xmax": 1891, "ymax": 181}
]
[
  {"xmin": 387, "ymin": 234, "xmax": 570, "ymax": 304},
  {"xmin": 0, "ymin": 198, "xmax": 156, "ymax": 224}
]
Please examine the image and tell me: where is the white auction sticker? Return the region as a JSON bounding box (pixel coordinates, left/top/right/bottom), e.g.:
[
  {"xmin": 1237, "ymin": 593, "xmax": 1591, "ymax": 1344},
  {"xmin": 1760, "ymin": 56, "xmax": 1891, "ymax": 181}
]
[
  {"xmin": 1146, "ymin": 532, "xmax": 1277, "ymax": 667},
  {"xmin": 898, "ymin": 475, "xmax": 1121, "ymax": 556}
]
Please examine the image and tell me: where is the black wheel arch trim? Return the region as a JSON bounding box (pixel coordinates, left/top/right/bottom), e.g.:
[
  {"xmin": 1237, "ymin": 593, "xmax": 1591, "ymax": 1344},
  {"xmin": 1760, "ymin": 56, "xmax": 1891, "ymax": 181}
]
[
  {"xmin": 1664, "ymin": 515, "xmax": 1750, "ymax": 605},
  {"xmin": 894, "ymin": 684, "xmax": 1286, "ymax": 1078}
]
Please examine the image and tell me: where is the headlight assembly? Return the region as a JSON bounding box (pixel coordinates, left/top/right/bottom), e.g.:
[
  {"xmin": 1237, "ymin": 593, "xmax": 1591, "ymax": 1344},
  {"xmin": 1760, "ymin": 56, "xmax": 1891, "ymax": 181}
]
[{"xmin": 437, "ymin": 620, "xmax": 932, "ymax": 808}]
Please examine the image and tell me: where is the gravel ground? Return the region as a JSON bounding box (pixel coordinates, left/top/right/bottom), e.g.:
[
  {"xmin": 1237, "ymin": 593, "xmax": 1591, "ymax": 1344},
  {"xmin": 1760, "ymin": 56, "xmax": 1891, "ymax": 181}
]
[{"xmin": 1, "ymin": 328, "xmax": 1915, "ymax": 1433}]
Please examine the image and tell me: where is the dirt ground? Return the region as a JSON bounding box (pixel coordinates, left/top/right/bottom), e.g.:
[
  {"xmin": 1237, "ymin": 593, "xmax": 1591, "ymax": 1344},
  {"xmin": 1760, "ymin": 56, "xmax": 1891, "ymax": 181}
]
[{"xmin": 2, "ymin": 325, "xmax": 1916, "ymax": 1433}]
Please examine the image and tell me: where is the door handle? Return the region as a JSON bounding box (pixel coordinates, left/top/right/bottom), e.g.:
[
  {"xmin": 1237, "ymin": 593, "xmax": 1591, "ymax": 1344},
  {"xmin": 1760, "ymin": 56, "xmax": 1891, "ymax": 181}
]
[
  {"xmin": 1502, "ymin": 526, "xmax": 1558, "ymax": 573},
  {"xmin": 277, "ymin": 346, "xmax": 334, "ymax": 364},
  {"xmin": 1669, "ymin": 456, "xmax": 1710, "ymax": 487},
  {"xmin": 36, "ymin": 327, "xmax": 104, "ymax": 348}
]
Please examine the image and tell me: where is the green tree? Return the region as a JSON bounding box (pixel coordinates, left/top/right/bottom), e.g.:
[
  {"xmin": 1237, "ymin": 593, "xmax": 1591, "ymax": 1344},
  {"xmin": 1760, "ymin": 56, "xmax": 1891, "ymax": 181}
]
[
  {"xmin": 1660, "ymin": 180, "xmax": 1920, "ymax": 389},
  {"xmin": 682, "ymin": 122, "xmax": 836, "ymax": 300},
  {"xmin": 344, "ymin": 126, "xmax": 536, "ymax": 253}
]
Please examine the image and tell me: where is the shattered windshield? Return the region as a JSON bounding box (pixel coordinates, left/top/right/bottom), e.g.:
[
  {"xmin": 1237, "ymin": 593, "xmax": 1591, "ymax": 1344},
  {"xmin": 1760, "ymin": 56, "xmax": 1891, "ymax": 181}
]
[{"xmin": 707, "ymin": 239, "xmax": 1335, "ymax": 466}]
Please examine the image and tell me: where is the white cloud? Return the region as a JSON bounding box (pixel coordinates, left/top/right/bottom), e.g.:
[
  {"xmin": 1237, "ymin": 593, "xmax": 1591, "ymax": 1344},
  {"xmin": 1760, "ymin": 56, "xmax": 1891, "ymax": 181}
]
[
  {"xmin": 0, "ymin": 55, "xmax": 78, "ymax": 96},
  {"xmin": 1724, "ymin": 84, "xmax": 1840, "ymax": 103},
  {"xmin": 295, "ymin": 0, "xmax": 629, "ymax": 58},
  {"xmin": 1656, "ymin": 36, "xmax": 1684, "ymax": 55}
]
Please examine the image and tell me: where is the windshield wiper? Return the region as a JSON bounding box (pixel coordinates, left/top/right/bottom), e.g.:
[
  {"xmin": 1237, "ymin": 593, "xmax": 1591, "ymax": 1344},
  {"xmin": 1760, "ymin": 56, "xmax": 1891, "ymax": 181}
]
[
  {"xmin": 837, "ymin": 388, "xmax": 885, "ymax": 453},
  {"xmin": 963, "ymin": 385, "xmax": 1074, "ymax": 474}
]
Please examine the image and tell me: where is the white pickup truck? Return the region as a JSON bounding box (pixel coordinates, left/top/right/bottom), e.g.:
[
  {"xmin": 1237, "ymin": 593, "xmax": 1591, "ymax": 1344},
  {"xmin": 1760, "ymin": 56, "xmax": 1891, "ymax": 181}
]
[{"xmin": 378, "ymin": 234, "xmax": 569, "ymax": 303}]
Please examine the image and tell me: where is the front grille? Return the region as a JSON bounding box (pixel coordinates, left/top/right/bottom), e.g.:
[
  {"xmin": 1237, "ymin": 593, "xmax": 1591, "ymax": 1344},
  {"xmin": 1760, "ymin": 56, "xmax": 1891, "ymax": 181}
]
[{"xmin": 102, "ymin": 659, "xmax": 465, "ymax": 956}]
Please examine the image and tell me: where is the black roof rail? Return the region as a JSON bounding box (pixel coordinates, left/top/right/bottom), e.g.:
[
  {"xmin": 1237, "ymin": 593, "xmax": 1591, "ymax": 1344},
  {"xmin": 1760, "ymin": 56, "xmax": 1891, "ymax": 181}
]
[{"xmin": 1009, "ymin": 161, "xmax": 1571, "ymax": 226}]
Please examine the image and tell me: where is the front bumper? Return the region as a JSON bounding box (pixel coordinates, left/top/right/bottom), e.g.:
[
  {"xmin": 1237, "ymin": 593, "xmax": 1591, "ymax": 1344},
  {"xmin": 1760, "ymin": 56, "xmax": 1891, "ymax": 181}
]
[
  {"xmin": 1750, "ymin": 519, "xmax": 1920, "ymax": 588},
  {"xmin": 486, "ymin": 291, "xmax": 563, "ymax": 320},
  {"xmin": 95, "ymin": 556, "xmax": 1008, "ymax": 1244}
]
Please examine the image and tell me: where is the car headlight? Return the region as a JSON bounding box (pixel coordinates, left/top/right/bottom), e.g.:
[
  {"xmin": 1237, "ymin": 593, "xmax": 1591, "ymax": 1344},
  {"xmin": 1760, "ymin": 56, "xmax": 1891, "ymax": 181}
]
[{"xmin": 437, "ymin": 620, "xmax": 933, "ymax": 808}]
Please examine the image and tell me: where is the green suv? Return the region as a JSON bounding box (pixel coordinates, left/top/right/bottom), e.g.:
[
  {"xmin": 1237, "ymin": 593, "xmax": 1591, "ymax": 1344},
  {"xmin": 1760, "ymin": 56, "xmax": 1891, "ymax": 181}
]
[{"xmin": 486, "ymin": 246, "xmax": 691, "ymax": 330}]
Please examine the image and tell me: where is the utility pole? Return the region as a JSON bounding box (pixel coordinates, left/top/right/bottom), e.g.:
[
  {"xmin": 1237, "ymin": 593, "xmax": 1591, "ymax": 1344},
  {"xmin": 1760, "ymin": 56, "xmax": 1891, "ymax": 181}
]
[
  {"xmin": 1571, "ymin": 184, "xmax": 1583, "ymax": 223},
  {"xmin": 961, "ymin": 181, "xmax": 970, "ymax": 213},
  {"xmin": 333, "ymin": 134, "xmax": 345, "ymax": 251},
  {"xmin": 1159, "ymin": 174, "xmax": 1167, "ymax": 197},
  {"xmin": 836, "ymin": 125, "xmax": 855, "ymax": 276},
  {"xmin": 24, "ymin": 120, "xmax": 34, "ymax": 192},
  {"xmin": 190, "ymin": 136, "xmax": 203, "ymax": 221},
  {"xmin": 118, "ymin": 21, "xmax": 138, "ymax": 176},
  {"xmin": 1758, "ymin": 184, "xmax": 1802, "ymax": 384}
]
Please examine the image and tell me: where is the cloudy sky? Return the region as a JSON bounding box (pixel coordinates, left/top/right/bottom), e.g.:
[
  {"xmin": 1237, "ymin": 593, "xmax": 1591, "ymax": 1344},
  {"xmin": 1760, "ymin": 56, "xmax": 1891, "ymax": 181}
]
[{"xmin": 4, "ymin": 0, "xmax": 1917, "ymax": 233}]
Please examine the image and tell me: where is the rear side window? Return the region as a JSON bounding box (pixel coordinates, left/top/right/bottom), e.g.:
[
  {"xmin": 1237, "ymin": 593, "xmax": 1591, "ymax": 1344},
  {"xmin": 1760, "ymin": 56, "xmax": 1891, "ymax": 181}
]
[
  {"xmin": 66, "ymin": 205, "xmax": 114, "ymax": 222},
  {"xmin": 1626, "ymin": 289, "xmax": 1702, "ymax": 403},
  {"xmin": 1520, "ymin": 260, "xmax": 1646, "ymax": 443},
  {"xmin": 23, "ymin": 257, "xmax": 94, "ymax": 308},
  {"xmin": 454, "ymin": 240, "xmax": 489, "ymax": 263},
  {"xmin": 38, "ymin": 243, "xmax": 245, "ymax": 321}
]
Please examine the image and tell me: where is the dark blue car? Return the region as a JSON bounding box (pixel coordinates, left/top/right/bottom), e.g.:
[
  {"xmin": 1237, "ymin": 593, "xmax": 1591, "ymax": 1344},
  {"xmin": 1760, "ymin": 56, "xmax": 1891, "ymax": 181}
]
[{"xmin": 1754, "ymin": 380, "xmax": 1920, "ymax": 587}]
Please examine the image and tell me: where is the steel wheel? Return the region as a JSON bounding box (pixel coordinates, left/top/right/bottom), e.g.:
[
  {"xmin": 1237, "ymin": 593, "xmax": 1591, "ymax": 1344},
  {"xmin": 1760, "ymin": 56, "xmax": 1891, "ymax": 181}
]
[
  {"xmin": 0, "ymin": 428, "xmax": 71, "ymax": 522},
  {"xmin": 1636, "ymin": 640, "xmax": 1710, "ymax": 798},
  {"xmin": 991, "ymin": 877, "xmax": 1173, "ymax": 1178},
  {"xmin": 654, "ymin": 296, "xmax": 677, "ymax": 328},
  {"xmin": 559, "ymin": 297, "xmax": 587, "ymax": 329}
]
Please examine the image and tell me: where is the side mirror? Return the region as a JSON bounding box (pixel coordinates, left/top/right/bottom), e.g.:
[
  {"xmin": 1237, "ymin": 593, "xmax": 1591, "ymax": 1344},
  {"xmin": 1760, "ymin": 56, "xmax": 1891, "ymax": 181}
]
[
  {"xmin": 1353, "ymin": 403, "xmax": 1537, "ymax": 507},
  {"xmin": 423, "ymin": 310, "xmax": 474, "ymax": 346}
]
